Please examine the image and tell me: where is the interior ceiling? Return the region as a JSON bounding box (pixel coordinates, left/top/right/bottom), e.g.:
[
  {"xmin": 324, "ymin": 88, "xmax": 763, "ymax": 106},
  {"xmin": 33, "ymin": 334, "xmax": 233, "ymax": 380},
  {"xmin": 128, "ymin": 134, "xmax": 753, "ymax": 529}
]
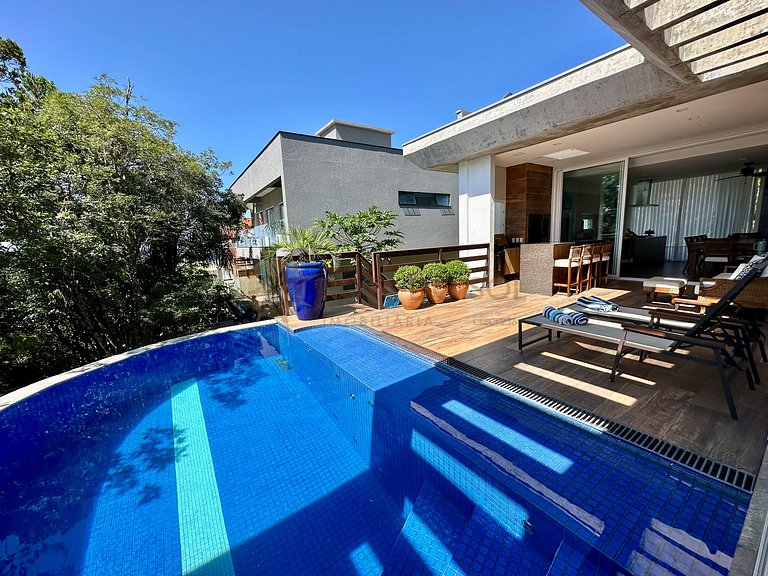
[
  {"xmin": 629, "ymin": 143, "xmax": 768, "ymax": 181},
  {"xmin": 494, "ymin": 79, "xmax": 768, "ymax": 181}
]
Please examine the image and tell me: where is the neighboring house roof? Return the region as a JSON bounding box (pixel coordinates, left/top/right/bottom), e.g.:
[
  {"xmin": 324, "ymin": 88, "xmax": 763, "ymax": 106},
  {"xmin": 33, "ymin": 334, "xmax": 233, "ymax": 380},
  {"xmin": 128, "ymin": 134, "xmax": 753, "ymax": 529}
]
[
  {"xmin": 403, "ymin": 0, "xmax": 768, "ymax": 171},
  {"xmin": 315, "ymin": 119, "xmax": 395, "ymax": 137},
  {"xmin": 229, "ymin": 130, "xmax": 403, "ymax": 192}
]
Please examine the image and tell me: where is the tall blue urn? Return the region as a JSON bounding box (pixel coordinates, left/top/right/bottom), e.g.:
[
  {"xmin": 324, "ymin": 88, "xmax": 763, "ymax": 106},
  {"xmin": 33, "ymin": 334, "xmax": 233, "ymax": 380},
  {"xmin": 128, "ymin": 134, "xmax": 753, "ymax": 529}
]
[{"xmin": 285, "ymin": 262, "xmax": 327, "ymax": 320}]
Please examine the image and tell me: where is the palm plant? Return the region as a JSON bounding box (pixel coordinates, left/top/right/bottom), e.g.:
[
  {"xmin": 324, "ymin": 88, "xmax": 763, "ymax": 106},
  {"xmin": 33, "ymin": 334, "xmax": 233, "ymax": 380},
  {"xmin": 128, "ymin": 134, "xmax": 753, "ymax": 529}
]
[{"xmin": 269, "ymin": 225, "xmax": 339, "ymax": 264}]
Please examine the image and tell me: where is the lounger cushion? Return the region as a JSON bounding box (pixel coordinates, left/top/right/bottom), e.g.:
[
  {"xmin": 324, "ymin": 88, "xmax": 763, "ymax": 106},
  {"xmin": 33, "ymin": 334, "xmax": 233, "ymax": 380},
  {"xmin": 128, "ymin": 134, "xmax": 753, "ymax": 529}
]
[{"xmin": 642, "ymin": 277, "xmax": 686, "ymax": 290}]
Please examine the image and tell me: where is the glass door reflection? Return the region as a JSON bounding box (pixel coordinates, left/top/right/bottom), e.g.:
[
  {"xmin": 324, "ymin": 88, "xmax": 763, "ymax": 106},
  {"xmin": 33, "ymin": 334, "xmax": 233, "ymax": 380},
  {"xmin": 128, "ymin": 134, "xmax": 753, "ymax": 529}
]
[{"xmin": 561, "ymin": 162, "xmax": 623, "ymax": 275}]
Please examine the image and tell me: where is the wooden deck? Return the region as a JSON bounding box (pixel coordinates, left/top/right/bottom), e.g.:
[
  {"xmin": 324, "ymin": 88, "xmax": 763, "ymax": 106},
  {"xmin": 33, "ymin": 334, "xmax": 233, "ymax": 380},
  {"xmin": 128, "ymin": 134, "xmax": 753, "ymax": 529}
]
[{"xmin": 279, "ymin": 280, "xmax": 768, "ymax": 475}]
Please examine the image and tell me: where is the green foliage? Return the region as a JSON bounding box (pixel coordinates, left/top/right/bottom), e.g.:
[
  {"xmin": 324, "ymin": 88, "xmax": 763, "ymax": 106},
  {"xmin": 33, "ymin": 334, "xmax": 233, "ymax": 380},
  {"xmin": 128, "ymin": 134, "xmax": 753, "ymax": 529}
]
[
  {"xmin": 0, "ymin": 39, "xmax": 245, "ymax": 392},
  {"xmin": 393, "ymin": 265, "xmax": 425, "ymax": 290},
  {"xmin": 422, "ymin": 262, "xmax": 450, "ymax": 285},
  {"xmin": 315, "ymin": 205, "xmax": 404, "ymax": 255},
  {"xmin": 445, "ymin": 260, "xmax": 470, "ymax": 283},
  {"xmin": 269, "ymin": 225, "xmax": 338, "ymax": 264}
]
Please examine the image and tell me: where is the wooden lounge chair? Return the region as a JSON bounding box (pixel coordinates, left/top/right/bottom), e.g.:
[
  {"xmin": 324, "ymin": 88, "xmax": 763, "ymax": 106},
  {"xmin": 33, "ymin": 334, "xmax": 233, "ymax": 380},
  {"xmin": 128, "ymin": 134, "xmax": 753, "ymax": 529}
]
[
  {"xmin": 572, "ymin": 302, "xmax": 764, "ymax": 388},
  {"xmin": 519, "ymin": 259, "xmax": 768, "ymax": 419},
  {"xmin": 611, "ymin": 260, "xmax": 768, "ymax": 419}
]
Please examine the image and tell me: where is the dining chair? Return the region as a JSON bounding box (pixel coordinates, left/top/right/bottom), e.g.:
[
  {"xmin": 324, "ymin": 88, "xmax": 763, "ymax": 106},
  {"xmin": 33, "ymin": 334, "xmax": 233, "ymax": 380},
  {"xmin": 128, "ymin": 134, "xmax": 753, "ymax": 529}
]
[
  {"xmin": 682, "ymin": 234, "xmax": 707, "ymax": 275},
  {"xmin": 702, "ymin": 237, "xmax": 734, "ymax": 277}
]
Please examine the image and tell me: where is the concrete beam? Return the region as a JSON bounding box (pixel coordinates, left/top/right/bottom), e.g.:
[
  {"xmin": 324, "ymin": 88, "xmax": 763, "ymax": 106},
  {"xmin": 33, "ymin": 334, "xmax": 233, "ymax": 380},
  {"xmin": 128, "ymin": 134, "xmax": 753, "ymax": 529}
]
[
  {"xmin": 700, "ymin": 55, "xmax": 768, "ymax": 81},
  {"xmin": 678, "ymin": 13, "xmax": 768, "ymax": 61},
  {"xmin": 643, "ymin": 0, "xmax": 724, "ymax": 31},
  {"xmin": 405, "ymin": 60, "xmax": 684, "ymax": 170},
  {"xmin": 689, "ymin": 36, "xmax": 768, "ymax": 74},
  {"xmin": 664, "ymin": 0, "xmax": 768, "ymax": 47},
  {"xmin": 580, "ymin": 0, "xmax": 700, "ymax": 83}
]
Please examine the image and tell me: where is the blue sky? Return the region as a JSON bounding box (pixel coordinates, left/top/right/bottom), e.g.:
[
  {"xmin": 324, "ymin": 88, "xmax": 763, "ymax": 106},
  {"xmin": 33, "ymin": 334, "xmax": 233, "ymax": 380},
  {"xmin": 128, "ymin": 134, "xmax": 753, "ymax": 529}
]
[{"xmin": 4, "ymin": 1, "xmax": 624, "ymax": 186}]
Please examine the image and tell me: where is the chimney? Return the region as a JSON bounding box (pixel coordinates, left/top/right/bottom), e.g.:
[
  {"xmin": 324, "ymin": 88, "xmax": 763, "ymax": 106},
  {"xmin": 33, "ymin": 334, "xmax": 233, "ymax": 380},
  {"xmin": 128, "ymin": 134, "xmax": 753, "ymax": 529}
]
[{"xmin": 455, "ymin": 109, "xmax": 470, "ymax": 119}]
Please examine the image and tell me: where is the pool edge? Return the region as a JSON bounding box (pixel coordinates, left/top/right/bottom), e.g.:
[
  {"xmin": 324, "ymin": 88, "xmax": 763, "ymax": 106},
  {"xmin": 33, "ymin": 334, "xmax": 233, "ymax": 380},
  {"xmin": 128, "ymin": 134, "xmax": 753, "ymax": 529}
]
[{"xmin": 0, "ymin": 320, "xmax": 279, "ymax": 411}]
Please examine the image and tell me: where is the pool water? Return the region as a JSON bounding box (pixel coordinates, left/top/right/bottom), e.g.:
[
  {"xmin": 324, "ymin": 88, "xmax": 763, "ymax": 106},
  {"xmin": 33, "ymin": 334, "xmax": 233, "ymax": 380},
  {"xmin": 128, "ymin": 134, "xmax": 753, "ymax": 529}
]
[{"xmin": 0, "ymin": 323, "xmax": 750, "ymax": 575}]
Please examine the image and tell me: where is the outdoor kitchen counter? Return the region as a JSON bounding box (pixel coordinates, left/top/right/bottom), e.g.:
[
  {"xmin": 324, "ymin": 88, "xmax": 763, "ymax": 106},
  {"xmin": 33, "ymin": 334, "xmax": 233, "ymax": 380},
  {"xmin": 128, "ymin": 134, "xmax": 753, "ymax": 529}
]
[{"xmin": 519, "ymin": 242, "xmax": 573, "ymax": 296}]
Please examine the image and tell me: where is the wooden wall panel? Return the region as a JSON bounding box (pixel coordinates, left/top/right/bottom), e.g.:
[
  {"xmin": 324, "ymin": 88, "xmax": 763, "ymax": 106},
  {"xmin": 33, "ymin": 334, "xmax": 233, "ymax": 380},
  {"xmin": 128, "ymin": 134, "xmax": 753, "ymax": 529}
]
[{"xmin": 505, "ymin": 163, "xmax": 553, "ymax": 243}]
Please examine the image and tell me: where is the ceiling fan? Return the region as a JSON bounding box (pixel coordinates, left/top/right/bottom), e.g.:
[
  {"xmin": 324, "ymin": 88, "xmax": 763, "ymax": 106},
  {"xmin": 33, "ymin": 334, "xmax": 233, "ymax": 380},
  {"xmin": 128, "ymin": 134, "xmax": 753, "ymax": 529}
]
[{"xmin": 716, "ymin": 162, "xmax": 768, "ymax": 181}]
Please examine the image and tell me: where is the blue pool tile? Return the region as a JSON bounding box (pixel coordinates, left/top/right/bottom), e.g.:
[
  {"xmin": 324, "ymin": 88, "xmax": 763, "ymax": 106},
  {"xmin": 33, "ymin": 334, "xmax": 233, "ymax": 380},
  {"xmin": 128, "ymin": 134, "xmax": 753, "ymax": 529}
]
[{"xmin": 0, "ymin": 323, "xmax": 754, "ymax": 576}]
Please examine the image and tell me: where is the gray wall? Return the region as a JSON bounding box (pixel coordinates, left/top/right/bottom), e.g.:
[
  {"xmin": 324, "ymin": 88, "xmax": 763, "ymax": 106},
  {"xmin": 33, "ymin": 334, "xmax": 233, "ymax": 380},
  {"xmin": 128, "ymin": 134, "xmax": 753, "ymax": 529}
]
[
  {"xmin": 320, "ymin": 125, "xmax": 392, "ymax": 148},
  {"xmin": 230, "ymin": 135, "xmax": 284, "ymax": 202},
  {"xmin": 281, "ymin": 135, "xmax": 458, "ymax": 249}
]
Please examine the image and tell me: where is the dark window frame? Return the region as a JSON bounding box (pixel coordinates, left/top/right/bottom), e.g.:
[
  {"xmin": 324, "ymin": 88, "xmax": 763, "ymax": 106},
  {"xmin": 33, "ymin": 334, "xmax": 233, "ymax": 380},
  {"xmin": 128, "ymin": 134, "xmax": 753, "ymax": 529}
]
[{"xmin": 398, "ymin": 191, "xmax": 452, "ymax": 209}]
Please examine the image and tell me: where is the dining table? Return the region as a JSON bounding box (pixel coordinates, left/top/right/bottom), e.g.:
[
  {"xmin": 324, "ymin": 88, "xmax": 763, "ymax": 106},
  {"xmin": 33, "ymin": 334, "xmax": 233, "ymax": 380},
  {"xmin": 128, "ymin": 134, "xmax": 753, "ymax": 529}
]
[{"xmin": 685, "ymin": 238, "xmax": 762, "ymax": 280}]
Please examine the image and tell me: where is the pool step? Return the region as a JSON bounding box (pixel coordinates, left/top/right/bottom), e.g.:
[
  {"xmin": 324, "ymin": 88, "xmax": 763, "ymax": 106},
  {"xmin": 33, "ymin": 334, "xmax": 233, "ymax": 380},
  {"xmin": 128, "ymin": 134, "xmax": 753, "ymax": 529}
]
[
  {"xmin": 546, "ymin": 541, "xmax": 588, "ymax": 575},
  {"xmin": 383, "ymin": 480, "xmax": 562, "ymax": 575},
  {"xmin": 381, "ymin": 481, "xmax": 470, "ymax": 575},
  {"xmin": 546, "ymin": 539, "xmax": 629, "ymax": 576},
  {"xmin": 450, "ymin": 506, "xmax": 556, "ymax": 575}
]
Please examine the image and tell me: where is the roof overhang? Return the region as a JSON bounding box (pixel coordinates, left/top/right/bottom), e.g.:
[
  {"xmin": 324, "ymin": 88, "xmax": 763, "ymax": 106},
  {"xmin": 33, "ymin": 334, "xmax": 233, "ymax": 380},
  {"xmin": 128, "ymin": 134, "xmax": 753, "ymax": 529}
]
[{"xmin": 404, "ymin": 0, "xmax": 768, "ymax": 172}]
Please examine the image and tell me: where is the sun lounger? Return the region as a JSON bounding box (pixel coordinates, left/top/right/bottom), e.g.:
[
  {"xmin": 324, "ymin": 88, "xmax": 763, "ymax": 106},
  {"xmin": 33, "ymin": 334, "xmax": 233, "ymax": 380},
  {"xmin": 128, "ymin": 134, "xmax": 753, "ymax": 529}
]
[
  {"xmin": 571, "ymin": 303, "xmax": 764, "ymax": 388},
  {"xmin": 519, "ymin": 259, "xmax": 768, "ymax": 419},
  {"xmin": 518, "ymin": 311, "xmax": 743, "ymax": 419}
]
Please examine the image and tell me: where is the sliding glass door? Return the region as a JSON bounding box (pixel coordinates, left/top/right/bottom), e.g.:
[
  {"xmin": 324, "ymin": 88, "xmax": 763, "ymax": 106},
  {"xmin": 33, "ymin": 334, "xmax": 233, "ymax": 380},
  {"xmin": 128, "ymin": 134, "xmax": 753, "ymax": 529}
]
[{"xmin": 560, "ymin": 162, "xmax": 624, "ymax": 275}]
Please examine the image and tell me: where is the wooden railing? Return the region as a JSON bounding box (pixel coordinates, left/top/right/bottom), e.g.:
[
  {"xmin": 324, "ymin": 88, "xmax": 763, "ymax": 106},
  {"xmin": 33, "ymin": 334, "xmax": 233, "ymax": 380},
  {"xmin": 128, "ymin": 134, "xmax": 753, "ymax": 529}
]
[
  {"xmin": 372, "ymin": 243, "xmax": 491, "ymax": 309},
  {"xmin": 277, "ymin": 243, "xmax": 491, "ymax": 313}
]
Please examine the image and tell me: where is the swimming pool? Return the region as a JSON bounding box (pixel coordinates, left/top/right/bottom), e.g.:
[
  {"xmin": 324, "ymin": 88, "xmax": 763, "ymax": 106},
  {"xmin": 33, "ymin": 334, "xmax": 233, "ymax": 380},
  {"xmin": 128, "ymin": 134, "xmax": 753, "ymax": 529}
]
[{"xmin": 0, "ymin": 322, "xmax": 750, "ymax": 575}]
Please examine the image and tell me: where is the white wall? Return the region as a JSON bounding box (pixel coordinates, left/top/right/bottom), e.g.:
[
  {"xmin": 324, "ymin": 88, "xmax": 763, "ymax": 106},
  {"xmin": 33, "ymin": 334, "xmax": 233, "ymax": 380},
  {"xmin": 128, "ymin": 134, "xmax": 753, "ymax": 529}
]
[
  {"xmin": 494, "ymin": 166, "xmax": 507, "ymax": 234},
  {"xmin": 459, "ymin": 155, "xmax": 495, "ymax": 285}
]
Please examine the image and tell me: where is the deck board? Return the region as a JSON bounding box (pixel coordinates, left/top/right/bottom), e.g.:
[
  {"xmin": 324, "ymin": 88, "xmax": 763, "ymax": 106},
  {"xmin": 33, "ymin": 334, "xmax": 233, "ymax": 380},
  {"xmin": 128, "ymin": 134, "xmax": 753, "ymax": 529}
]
[{"xmin": 279, "ymin": 279, "xmax": 768, "ymax": 474}]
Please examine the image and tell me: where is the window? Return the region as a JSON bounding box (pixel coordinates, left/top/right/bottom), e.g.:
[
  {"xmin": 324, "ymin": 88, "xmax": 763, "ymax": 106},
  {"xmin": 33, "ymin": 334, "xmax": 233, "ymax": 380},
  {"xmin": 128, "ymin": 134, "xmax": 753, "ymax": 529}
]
[{"xmin": 398, "ymin": 191, "xmax": 452, "ymax": 208}]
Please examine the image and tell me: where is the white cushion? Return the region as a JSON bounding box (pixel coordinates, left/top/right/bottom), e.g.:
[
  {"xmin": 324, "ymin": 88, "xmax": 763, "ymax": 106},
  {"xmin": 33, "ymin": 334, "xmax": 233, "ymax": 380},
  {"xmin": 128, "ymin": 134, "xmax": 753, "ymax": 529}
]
[
  {"xmin": 643, "ymin": 276, "xmax": 687, "ymax": 289},
  {"xmin": 554, "ymin": 258, "xmax": 580, "ymax": 267},
  {"xmin": 728, "ymin": 265, "xmax": 747, "ymax": 280}
]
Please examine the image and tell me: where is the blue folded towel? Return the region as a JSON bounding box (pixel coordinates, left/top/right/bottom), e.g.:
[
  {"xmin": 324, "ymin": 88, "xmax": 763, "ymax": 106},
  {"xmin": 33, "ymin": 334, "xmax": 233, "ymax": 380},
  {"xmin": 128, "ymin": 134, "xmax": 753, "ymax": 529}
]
[
  {"xmin": 576, "ymin": 295, "xmax": 619, "ymax": 312},
  {"xmin": 543, "ymin": 306, "xmax": 588, "ymax": 326}
]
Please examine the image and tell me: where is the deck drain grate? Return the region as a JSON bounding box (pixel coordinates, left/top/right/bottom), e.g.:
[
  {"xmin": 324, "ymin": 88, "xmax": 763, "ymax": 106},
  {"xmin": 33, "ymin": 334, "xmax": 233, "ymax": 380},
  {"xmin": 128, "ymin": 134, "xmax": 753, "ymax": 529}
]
[{"xmin": 359, "ymin": 327, "xmax": 756, "ymax": 494}]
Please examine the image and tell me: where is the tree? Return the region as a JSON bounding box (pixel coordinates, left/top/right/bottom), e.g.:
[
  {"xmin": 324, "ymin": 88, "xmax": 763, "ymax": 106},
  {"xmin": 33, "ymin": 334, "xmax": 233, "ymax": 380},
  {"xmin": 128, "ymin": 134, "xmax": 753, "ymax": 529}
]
[
  {"xmin": 0, "ymin": 39, "xmax": 245, "ymax": 391},
  {"xmin": 314, "ymin": 205, "xmax": 404, "ymax": 255}
]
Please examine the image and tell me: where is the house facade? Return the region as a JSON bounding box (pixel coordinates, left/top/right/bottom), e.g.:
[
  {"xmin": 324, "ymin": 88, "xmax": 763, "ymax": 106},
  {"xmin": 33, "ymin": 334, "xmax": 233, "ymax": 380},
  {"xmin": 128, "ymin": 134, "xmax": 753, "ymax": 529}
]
[
  {"xmin": 403, "ymin": 0, "xmax": 768, "ymax": 280},
  {"xmin": 230, "ymin": 119, "xmax": 459, "ymax": 257}
]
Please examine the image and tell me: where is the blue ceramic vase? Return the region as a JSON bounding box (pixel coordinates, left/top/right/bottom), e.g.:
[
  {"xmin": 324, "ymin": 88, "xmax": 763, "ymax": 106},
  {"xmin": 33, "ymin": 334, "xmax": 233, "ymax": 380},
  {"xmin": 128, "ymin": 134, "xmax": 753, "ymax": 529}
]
[{"xmin": 285, "ymin": 262, "xmax": 327, "ymax": 320}]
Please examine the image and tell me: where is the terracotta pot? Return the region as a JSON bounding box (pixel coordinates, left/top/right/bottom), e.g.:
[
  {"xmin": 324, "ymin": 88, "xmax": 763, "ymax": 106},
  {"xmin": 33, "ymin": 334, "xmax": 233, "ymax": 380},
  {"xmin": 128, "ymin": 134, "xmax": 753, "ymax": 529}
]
[
  {"xmin": 425, "ymin": 283, "xmax": 448, "ymax": 304},
  {"xmin": 398, "ymin": 289, "xmax": 424, "ymax": 310},
  {"xmin": 448, "ymin": 281, "xmax": 469, "ymax": 300}
]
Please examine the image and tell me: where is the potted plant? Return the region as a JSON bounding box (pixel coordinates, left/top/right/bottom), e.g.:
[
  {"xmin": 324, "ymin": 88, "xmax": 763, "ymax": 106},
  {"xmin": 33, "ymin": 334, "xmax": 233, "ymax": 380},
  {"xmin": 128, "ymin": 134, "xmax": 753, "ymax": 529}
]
[
  {"xmin": 271, "ymin": 225, "xmax": 338, "ymax": 320},
  {"xmin": 446, "ymin": 260, "xmax": 471, "ymax": 300},
  {"xmin": 422, "ymin": 262, "xmax": 450, "ymax": 304},
  {"xmin": 393, "ymin": 265, "xmax": 426, "ymax": 310}
]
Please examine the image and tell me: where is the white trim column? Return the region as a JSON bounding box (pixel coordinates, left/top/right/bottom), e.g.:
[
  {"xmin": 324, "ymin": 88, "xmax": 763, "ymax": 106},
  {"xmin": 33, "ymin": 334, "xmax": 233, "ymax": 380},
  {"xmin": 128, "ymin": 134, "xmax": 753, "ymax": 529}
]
[{"xmin": 459, "ymin": 155, "xmax": 495, "ymax": 287}]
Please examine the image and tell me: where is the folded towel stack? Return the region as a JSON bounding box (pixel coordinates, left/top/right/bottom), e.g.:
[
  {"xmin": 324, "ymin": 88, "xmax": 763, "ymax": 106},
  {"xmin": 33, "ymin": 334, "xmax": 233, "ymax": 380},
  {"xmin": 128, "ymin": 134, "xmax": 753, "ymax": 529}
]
[
  {"xmin": 576, "ymin": 295, "xmax": 619, "ymax": 312},
  {"xmin": 543, "ymin": 306, "xmax": 589, "ymax": 326}
]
